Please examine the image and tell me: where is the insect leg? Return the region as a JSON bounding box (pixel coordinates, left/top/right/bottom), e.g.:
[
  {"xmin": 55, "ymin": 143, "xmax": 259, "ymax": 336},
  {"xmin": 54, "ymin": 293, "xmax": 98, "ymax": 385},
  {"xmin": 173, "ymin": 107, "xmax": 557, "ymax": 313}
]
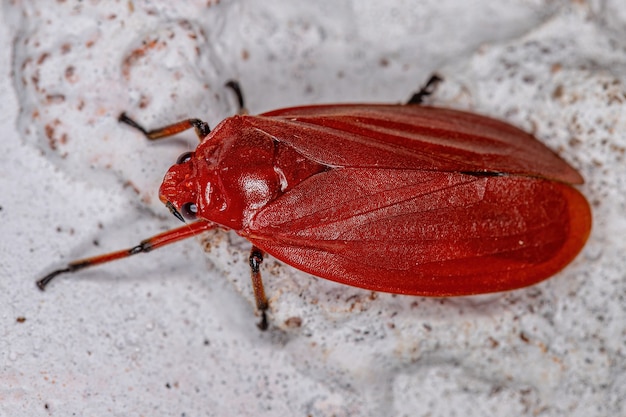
[
  {"xmin": 225, "ymin": 80, "xmax": 248, "ymax": 115},
  {"xmin": 37, "ymin": 221, "xmax": 216, "ymax": 290},
  {"xmin": 406, "ymin": 74, "xmax": 443, "ymax": 105},
  {"xmin": 249, "ymin": 246, "xmax": 269, "ymax": 330},
  {"xmin": 118, "ymin": 112, "xmax": 211, "ymax": 142}
]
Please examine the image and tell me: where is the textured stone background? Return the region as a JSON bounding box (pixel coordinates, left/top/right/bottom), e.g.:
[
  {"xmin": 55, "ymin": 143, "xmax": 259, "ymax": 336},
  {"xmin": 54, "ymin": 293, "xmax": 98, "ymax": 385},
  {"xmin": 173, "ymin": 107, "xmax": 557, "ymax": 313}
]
[{"xmin": 0, "ymin": 1, "xmax": 623, "ymax": 416}]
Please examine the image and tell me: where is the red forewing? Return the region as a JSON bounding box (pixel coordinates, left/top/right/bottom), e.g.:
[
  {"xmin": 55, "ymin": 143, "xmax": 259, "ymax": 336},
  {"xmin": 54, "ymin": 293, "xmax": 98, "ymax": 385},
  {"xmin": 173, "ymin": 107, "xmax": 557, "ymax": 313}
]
[
  {"xmin": 256, "ymin": 105, "xmax": 583, "ymax": 184},
  {"xmin": 230, "ymin": 104, "xmax": 591, "ymax": 296},
  {"xmin": 245, "ymin": 168, "xmax": 589, "ymax": 296}
]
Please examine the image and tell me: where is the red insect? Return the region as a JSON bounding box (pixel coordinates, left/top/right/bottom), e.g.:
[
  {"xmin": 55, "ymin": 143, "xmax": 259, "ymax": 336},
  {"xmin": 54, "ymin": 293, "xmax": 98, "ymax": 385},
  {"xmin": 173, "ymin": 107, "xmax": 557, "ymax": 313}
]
[{"xmin": 38, "ymin": 77, "xmax": 592, "ymax": 329}]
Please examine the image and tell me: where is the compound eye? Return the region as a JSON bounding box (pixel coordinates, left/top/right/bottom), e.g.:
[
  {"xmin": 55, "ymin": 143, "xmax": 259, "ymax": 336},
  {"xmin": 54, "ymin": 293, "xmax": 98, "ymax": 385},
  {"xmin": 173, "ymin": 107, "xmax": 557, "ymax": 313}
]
[
  {"xmin": 176, "ymin": 151, "xmax": 194, "ymax": 164},
  {"xmin": 180, "ymin": 202, "xmax": 198, "ymax": 220}
]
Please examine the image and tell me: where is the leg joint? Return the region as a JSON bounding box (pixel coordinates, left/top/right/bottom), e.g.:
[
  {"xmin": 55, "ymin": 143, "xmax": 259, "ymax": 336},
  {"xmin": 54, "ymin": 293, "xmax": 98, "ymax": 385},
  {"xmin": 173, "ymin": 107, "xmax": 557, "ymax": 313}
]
[{"xmin": 249, "ymin": 249, "xmax": 263, "ymax": 273}]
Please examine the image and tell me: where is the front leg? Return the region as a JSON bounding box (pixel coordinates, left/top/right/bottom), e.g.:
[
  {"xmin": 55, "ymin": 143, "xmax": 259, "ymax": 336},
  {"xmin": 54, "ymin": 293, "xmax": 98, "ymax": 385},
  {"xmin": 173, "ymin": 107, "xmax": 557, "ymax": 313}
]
[{"xmin": 406, "ymin": 74, "xmax": 443, "ymax": 105}]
